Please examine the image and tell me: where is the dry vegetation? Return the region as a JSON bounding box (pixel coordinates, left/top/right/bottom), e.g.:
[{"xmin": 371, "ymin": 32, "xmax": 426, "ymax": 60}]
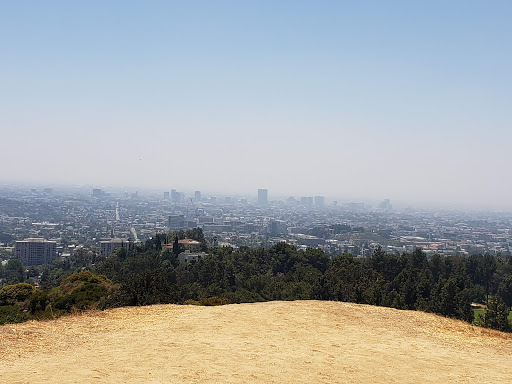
[{"xmin": 1, "ymin": 301, "xmax": 512, "ymax": 383}]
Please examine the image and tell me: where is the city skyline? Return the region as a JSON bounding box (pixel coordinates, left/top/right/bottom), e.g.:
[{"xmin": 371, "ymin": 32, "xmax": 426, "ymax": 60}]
[
  {"xmin": 1, "ymin": 1, "xmax": 511, "ymax": 208},
  {"xmin": 2, "ymin": 182, "xmax": 509, "ymax": 211},
  {"xmin": 2, "ymin": 184, "xmax": 512, "ymax": 260}
]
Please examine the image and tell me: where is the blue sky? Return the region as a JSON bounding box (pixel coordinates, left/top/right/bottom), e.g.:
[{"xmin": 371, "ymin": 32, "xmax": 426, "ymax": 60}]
[{"xmin": 1, "ymin": 1, "xmax": 511, "ymax": 207}]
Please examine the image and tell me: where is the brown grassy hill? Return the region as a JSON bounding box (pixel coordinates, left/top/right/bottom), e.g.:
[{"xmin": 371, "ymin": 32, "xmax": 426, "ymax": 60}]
[{"xmin": 1, "ymin": 301, "xmax": 511, "ymax": 384}]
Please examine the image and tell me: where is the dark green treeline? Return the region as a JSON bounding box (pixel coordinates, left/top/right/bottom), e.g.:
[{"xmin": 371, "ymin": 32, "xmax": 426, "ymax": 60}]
[{"xmin": 1, "ymin": 229, "xmax": 512, "ymax": 331}]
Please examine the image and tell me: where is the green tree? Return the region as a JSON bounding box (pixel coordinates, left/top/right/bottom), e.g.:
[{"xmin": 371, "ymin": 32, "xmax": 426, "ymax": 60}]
[
  {"xmin": 0, "ymin": 282, "xmax": 35, "ymax": 310},
  {"xmin": 53, "ymin": 271, "xmax": 118, "ymax": 312},
  {"xmin": 479, "ymin": 296, "xmax": 511, "ymax": 332},
  {"xmin": 172, "ymin": 237, "xmax": 183, "ymax": 256},
  {"xmin": 439, "ymin": 277, "xmax": 458, "ymax": 317},
  {"xmin": 481, "ymin": 254, "xmax": 497, "ymax": 303},
  {"xmin": 4, "ymin": 259, "xmax": 25, "ymax": 285},
  {"xmin": 498, "ymin": 275, "xmax": 512, "ymax": 311}
]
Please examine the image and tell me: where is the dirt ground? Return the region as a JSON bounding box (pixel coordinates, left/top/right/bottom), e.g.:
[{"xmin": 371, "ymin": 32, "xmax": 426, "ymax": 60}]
[{"xmin": 1, "ymin": 301, "xmax": 511, "ymax": 384}]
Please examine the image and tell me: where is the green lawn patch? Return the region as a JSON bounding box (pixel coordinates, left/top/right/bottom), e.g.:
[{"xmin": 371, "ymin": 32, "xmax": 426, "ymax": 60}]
[{"xmin": 472, "ymin": 308, "xmax": 512, "ymax": 325}]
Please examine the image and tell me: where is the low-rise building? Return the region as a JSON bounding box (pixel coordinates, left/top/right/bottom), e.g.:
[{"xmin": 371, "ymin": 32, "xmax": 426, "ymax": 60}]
[
  {"xmin": 178, "ymin": 250, "xmax": 206, "ymax": 263},
  {"xmin": 99, "ymin": 238, "xmax": 130, "ymax": 257}
]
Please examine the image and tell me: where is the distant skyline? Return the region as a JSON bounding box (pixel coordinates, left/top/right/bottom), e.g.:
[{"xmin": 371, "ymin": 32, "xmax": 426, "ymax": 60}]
[
  {"xmin": 2, "ymin": 1, "xmax": 511, "ymax": 208},
  {"xmin": 1, "ymin": 181, "xmax": 508, "ymax": 212}
]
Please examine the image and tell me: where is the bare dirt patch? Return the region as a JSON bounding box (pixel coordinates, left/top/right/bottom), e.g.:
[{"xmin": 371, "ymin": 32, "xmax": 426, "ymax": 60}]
[{"xmin": 1, "ymin": 301, "xmax": 511, "ymax": 383}]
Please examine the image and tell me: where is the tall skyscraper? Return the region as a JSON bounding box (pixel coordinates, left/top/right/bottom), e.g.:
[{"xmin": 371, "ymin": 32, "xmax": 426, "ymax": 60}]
[
  {"xmin": 194, "ymin": 190, "xmax": 201, "ymax": 202},
  {"xmin": 171, "ymin": 189, "xmax": 181, "ymax": 203},
  {"xmin": 378, "ymin": 199, "xmax": 392, "ymax": 210},
  {"xmin": 258, "ymin": 189, "xmax": 268, "ymax": 205},
  {"xmin": 314, "ymin": 196, "xmax": 325, "ymax": 206},
  {"xmin": 300, "ymin": 196, "xmax": 313, "ymax": 207}
]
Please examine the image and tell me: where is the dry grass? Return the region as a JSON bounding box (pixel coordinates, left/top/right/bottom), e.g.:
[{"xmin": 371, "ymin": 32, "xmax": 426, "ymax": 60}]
[{"xmin": 1, "ymin": 301, "xmax": 511, "ymax": 383}]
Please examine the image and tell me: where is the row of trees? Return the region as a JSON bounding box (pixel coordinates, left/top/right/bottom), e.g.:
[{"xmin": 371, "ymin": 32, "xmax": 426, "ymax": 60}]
[
  {"xmin": 91, "ymin": 234, "xmax": 512, "ymax": 330},
  {"xmin": 1, "ymin": 230, "xmax": 511, "ymax": 331}
]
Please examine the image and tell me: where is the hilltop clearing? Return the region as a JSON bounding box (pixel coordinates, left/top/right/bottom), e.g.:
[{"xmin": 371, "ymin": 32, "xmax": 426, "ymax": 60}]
[{"xmin": 1, "ymin": 301, "xmax": 511, "ymax": 383}]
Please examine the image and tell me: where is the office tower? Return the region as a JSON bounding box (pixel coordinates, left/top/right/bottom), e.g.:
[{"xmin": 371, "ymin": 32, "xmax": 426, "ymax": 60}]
[
  {"xmin": 300, "ymin": 196, "xmax": 313, "ymax": 207},
  {"xmin": 378, "ymin": 199, "xmax": 392, "ymax": 210},
  {"xmin": 175, "ymin": 192, "xmax": 182, "ymax": 203},
  {"xmin": 171, "ymin": 189, "xmax": 181, "ymax": 203},
  {"xmin": 258, "ymin": 189, "xmax": 268, "ymax": 205},
  {"xmin": 15, "ymin": 238, "xmax": 57, "ymax": 266},
  {"xmin": 194, "ymin": 190, "xmax": 201, "ymax": 202},
  {"xmin": 269, "ymin": 220, "xmax": 288, "ymax": 235},
  {"xmin": 168, "ymin": 214, "xmax": 185, "ymax": 230},
  {"xmin": 164, "ymin": 191, "xmax": 170, "ymax": 199},
  {"xmin": 314, "ymin": 196, "xmax": 325, "ymax": 206},
  {"xmin": 92, "ymin": 188, "xmax": 102, "ymax": 197}
]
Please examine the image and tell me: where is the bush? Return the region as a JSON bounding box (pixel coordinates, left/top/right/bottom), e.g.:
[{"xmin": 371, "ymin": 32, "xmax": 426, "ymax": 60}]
[
  {"xmin": 59, "ymin": 271, "xmax": 113, "ymax": 295},
  {"xmin": 99, "ymin": 289, "xmax": 132, "ymax": 309},
  {"xmin": 199, "ymin": 297, "xmax": 231, "ymax": 306},
  {"xmin": 183, "ymin": 299, "xmax": 200, "ymax": 305},
  {"xmin": 0, "ymin": 305, "xmax": 27, "ymax": 325},
  {"xmin": 29, "ymin": 290, "xmax": 50, "ymax": 313},
  {"xmin": 183, "ymin": 297, "xmax": 231, "ymax": 306},
  {"xmin": 0, "ymin": 283, "xmax": 35, "ymax": 306},
  {"xmin": 54, "ymin": 282, "xmax": 108, "ymax": 311}
]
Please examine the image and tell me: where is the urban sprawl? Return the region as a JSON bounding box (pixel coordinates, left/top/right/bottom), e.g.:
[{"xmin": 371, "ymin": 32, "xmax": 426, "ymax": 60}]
[{"xmin": 1, "ymin": 186, "xmax": 512, "ymax": 267}]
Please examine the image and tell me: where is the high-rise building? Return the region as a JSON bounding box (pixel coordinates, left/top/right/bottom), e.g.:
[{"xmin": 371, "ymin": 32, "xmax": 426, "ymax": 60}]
[
  {"xmin": 15, "ymin": 238, "xmax": 57, "ymax": 266},
  {"xmin": 92, "ymin": 188, "xmax": 102, "ymax": 197},
  {"xmin": 300, "ymin": 196, "xmax": 313, "ymax": 207},
  {"xmin": 171, "ymin": 189, "xmax": 181, "ymax": 203},
  {"xmin": 378, "ymin": 199, "xmax": 392, "ymax": 210},
  {"xmin": 258, "ymin": 189, "xmax": 268, "ymax": 205},
  {"xmin": 194, "ymin": 190, "xmax": 201, "ymax": 202},
  {"xmin": 164, "ymin": 191, "xmax": 170, "ymax": 199},
  {"xmin": 314, "ymin": 196, "xmax": 325, "ymax": 206},
  {"xmin": 269, "ymin": 220, "xmax": 288, "ymax": 235},
  {"xmin": 168, "ymin": 214, "xmax": 185, "ymax": 230}
]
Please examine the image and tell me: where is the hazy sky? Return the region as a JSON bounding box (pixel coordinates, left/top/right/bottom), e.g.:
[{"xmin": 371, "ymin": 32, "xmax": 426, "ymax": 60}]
[{"xmin": 1, "ymin": 1, "xmax": 511, "ymax": 207}]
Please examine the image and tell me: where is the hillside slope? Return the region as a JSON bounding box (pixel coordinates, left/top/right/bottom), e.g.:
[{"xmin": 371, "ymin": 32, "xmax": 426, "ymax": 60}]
[{"xmin": 1, "ymin": 301, "xmax": 511, "ymax": 383}]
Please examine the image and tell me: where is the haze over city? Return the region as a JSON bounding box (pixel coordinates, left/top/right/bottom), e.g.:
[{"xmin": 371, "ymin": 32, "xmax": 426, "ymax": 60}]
[{"xmin": 2, "ymin": 1, "xmax": 511, "ymax": 208}]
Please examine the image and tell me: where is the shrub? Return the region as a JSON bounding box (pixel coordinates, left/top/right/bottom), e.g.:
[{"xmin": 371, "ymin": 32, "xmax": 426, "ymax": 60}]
[
  {"xmin": 183, "ymin": 299, "xmax": 200, "ymax": 305},
  {"xmin": 59, "ymin": 271, "xmax": 113, "ymax": 295},
  {"xmin": 29, "ymin": 290, "xmax": 50, "ymax": 313},
  {"xmin": 0, "ymin": 283, "xmax": 35, "ymax": 306},
  {"xmin": 0, "ymin": 305, "xmax": 27, "ymax": 325},
  {"xmin": 199, "ymin": 297, "xmax": 231, "ymax": 306}
]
